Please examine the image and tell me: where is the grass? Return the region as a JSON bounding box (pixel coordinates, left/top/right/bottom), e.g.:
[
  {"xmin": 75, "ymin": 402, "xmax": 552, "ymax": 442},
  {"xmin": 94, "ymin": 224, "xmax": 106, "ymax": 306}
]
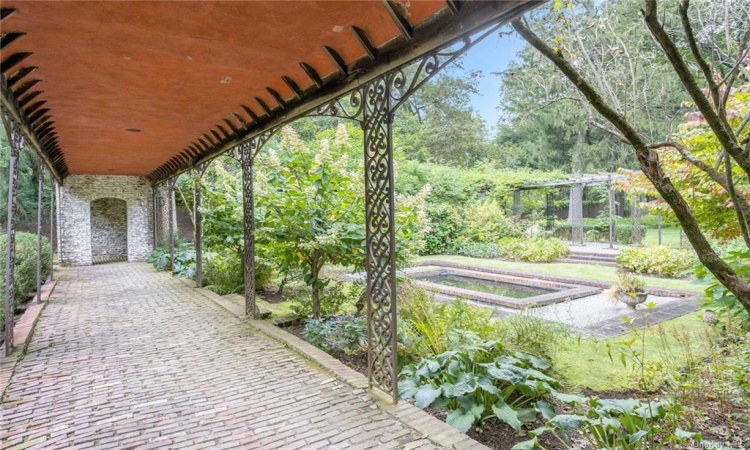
[
  {"xmin": 643, "ymin": 226, "xmax": 684, "ymax": 248},
  {"xmin": 416, "ymin": 255, "xmax": 703, "ymax": 293},
  {"xmin": 552, "ymin": 312, "xmax": 714, "ymax": 392}
]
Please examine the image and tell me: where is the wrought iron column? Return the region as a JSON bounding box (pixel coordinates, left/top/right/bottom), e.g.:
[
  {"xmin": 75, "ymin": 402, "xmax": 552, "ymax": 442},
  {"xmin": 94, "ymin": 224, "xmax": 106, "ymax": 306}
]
[
  {"xmin": 36, "ymin": 164, "xmax": 44, "ymax": 302},
  {"xmin": 49, "ymin": 178, "xmax": 55, "ymax": 281},
  {"xmin": 194, "ymin": 164, "xmax": 208, "ymax": 288},
  {"xmin": 363, "ymin": 78, "xmax": 398, "ymax": 403},
  {"xmin": 607, "ymin": 176, "xmax": 615, "ymax": 249},
  {"xmin": 167, "ymin": 178, "xmax": 176, "ymax": 272},
  {"xmin": 239, "ymin": 142, "xmax": 257, "ymax": 317},
  {"xmin": 3, "ymin": 114, "xmax": 24, "ymax": 356}
]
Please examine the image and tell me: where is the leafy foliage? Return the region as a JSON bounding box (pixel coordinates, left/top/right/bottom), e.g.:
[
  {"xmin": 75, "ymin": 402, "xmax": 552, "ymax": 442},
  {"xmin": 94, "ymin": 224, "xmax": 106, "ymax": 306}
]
[
  {"xmin": 203, "ymin": 252, "xmax": 244, "ymax": 295},
  {"xmin": 301, "ymin": 313, "xmax": 367, "ymax": 354},
  {"xmin": 289, "ymin": 280, "xmax": 362, "ymax": 319},
  {"xmin": 452, "ymin": 242, "xmax": 504, "ymax": 259},
  {"xmin": 696, "ymin": 249, "xmax": 750, "ymax": 331},
  {"xmin": 399, "ymin": 334, "xmax": 560, "ymax": 433},
  {"xmin": 0, "ymin": 232, "xmax": 51, "ymax": 328},
  {"xmin": 398, "ymin": 284, "xmax": 499, "ymax": 360},
  {"xmin": 518, "ymin": 394, "xmax": 700, "ymax": 450},
  {"xmin": 147, "ymin": 243, "xmax": 197, "ymax": 279},
  {"xmin": 255, "ymin": 125, "xmax": 429, "ymax": 317},
  {"xmin": 617, "ymin": 246, "xmax": 694, "ymax": 278},
  {"xmin": 498, "ymin": 237, "xmax": 569, "ymax": 263}
]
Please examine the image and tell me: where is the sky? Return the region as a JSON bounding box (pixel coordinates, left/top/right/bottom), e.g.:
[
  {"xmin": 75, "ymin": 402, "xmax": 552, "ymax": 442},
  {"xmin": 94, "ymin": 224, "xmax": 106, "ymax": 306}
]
[{"xmin": 450, "ymin": 27, "xmax": 527, "ymax": 135}]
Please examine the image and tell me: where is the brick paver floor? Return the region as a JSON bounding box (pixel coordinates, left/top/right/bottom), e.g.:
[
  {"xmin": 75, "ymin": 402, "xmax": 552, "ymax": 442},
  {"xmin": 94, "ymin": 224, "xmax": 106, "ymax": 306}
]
[{"xmin": 0, "ymin": 263, "xmax": 441, "ymax": 449}]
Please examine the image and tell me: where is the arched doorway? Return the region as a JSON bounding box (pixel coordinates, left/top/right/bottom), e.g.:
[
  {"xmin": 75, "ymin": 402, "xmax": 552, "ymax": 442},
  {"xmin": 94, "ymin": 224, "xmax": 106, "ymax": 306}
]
[{"xmin": 90, "ymin": 198, "xmax": 128, "ymax": 264}]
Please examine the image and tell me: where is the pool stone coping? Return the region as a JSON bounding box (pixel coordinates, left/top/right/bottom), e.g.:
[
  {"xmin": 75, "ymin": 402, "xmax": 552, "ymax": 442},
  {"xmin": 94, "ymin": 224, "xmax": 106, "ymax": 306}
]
[
  {"xmin": 408, "ymin": 266, "xmax": 601, "ymax": 309},
  {"xmin": 416, "ymin": 260, "xmax": 699, "ymax": 299}
]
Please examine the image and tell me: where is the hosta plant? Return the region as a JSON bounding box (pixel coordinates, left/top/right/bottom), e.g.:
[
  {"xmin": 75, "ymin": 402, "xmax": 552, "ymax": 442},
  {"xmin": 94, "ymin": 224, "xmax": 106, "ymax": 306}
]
[
  {"xmin": 398, "ymin": 332, "xmax": 559, "ymax": 433},
  {"xmin": 514, "ymin": 394, "xmax": 700, "ymax": 450}
]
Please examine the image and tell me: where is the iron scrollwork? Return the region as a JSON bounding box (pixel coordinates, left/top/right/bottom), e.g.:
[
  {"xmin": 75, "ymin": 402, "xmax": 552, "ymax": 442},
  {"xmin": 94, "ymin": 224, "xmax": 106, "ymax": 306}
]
[
  {"xmin": 362, "ymin": 77, "xmax": 399, "ymax": 402},
  {"xmin": 166, "ymin": 177, "xmax": 176, "ymax": 272},
  {"xmin": 2, "ymin": 110, "xmax": 26, "ymax": 355},
  {"xmin": 232, "ymin": 130, "xmax": 276, "ymax": 318}
]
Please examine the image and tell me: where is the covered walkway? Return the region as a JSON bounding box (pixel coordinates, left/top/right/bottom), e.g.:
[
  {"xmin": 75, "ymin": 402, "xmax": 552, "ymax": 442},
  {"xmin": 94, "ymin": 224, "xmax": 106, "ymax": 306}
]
[{"xmin": 0, "ymin": 264, "xmax": 459, "ymax": 450}]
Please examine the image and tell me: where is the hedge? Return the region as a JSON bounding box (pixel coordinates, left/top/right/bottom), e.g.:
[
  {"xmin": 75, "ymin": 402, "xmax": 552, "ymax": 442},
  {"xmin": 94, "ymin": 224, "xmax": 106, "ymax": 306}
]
[
  {"xmin": 552, "ymin": 223, "xmax": 646, "ymax": 245},
  {"xmin": 0, "ymin": 232, "xmax": 51, "ymax": 330}
]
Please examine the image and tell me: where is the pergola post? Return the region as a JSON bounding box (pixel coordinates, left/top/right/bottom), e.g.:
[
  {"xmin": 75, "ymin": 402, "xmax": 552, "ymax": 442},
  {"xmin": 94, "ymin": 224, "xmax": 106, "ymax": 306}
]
[
  {"xmin": 49, "ymin": 178, "xmax": 55, "ymax": 281},
  {"xmin": 363, "ymin": 77, "xmax": 398, "ymax": 404},
  {"xmin": 167, "ymin": 178, "xmax": 176, "ymax": 272},
  {"xmin": 239, "ymin": 142, "xmax": 257, "ymax": 318},
  {"xmin": 512, "ymin": 190, "xmax": 522, "ymax": 216},
  {"xmin": 3, "ymin": 114, "xmax": 24, "ymax": 356},
  {"xmin": 607, "ymin": 176, "xmax": 615, "ymax": 249},
  {"xmin": 36, "ymin": 163, "xmax": 45, "ymax": 302},
  {"xmin": 193, "ymin": 165, "xmax": 208, "ymax": 288}
]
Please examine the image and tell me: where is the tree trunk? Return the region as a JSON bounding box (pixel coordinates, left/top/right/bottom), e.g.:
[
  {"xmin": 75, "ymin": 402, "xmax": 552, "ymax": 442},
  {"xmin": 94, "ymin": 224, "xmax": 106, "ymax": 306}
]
[
  {"xmin": 310, "ymin": 257, "xmax": 321, "ymax": 319},
  {"xmin": 630, "ymin": 196, "xmax": 643, "ymax": 245}
]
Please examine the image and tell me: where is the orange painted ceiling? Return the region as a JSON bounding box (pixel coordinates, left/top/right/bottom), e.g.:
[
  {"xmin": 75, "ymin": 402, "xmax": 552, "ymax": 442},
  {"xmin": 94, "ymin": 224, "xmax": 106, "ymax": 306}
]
[{"xmin": 0, "ymin": 1, "xmax": 533, "ymax": 180}]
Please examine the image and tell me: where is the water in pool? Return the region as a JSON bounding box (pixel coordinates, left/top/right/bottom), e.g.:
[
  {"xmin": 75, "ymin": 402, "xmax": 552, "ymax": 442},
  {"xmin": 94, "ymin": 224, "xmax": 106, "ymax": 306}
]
[{"xmin": 418, "ymin": 273, "xmax": 556, "ymax": 299}]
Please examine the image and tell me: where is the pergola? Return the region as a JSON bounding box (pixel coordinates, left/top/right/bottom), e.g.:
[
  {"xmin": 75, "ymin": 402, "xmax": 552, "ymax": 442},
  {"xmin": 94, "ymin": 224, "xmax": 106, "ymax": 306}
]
[
  {"xmin": 1, "ymin": 0, "xmax": 542, "ymax": 402},
  {"xmin": 513, "ymin": 173, "xmax": 623, "ymax": 246}
]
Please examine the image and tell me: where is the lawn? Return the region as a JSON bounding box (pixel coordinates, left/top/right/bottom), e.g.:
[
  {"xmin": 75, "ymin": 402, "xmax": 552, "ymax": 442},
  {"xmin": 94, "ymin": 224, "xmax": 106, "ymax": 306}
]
[
  {"xmin": 552, "ymin": 312, "xmax": 714, "ymax": 392},
  {"xmin": 643, "ymin": 226, "xmax": 684, "ymax": 248},
  {"xmin": 416, "ymin": 255, "xmax": 703, "ymax": 293}
]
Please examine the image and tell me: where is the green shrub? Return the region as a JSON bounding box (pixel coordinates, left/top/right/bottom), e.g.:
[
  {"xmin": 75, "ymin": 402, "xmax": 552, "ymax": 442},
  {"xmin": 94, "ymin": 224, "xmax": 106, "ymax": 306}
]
[
  {"xmin": 301, "ymin": 313, "xmax": 367, "ymax": 354},
  {"xmin": 553, "ymin": 223, "xmax": 646, "ymax": 245},
  {"xmin": 290, "ymin": 281, "xmax": 362, "ymax": 318},
  {"xmin": 498, "ymin": 237, "xmax": 569, "ymax": 262},
  {"xmin": 697, "ymin": 249, "xmax": 750, "ymax": 331},
  {"xmin": 452, "ymin": 241, "xmax": 504, "ymax": 259},
  {"xmin": 398, "ymin": 284, "xmax": 499, "ymax": 360},
  {"xmin": 203, "ymin": 251, "xmax": 244, "ymax": 295},
  {"xmin": 464, "ymin": 200, "xmax": 521, "ymax": 243},
  {"xmin": 494, "ymin": 313, "xmax": 568, "ymax": 360},
  {"xmin": 399, "ymin": 334, "xmax": 560, "ymax": 433},
  {"xmin": 520, "ymin": 394, "xmax": 700, "ymax": 450},
  {"xmin": 0, "ymin": 232, "xmax": 51, "ymax": 328},
  {"xmin": 147, "ymin": 243, "xmax": 195, "ymax": 278},
  {"xmin": 617, "ymin": 246, "xmax": 694, "ymax": 278},
  {"xmin": 422, "ymin": 203, "xmax": 465, "ymax": 255}
]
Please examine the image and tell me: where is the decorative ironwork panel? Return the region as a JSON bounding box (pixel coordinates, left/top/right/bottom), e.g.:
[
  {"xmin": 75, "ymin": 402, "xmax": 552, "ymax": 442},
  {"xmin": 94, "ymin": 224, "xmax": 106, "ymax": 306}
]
[
  {"xmin": 362, "ymin": 77, "xmax": 398, "ymax": 402},
  {"xmin": 166, "ymin": 177, "xmax": 176, "ymax": 273},
  {"xmin": 3, "ymin": 111, "xmax": 25, "ymax": 356},
  {"xmin": 193, "ymin": 163, "xmax": 210, "ymax": 288},
  {"xmin": 50, "ymin": 178, "xmax": 55, "ymax": 281},
  {"xmin": 311, "ymin": 89, "xmax": 365, "ymax": 121},
  {"xmin": 36, "ymin": 163, "xmax": 45, "ymax": 302},
  {"xmin": 237, "ymin": 140, "xmax": 257, "ymax": 317}
]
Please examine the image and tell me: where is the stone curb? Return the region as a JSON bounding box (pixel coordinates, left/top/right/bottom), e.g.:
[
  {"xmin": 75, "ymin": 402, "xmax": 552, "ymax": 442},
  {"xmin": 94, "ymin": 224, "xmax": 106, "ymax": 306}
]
[
  {"xmin": 418, "ymin": 260, "xmax": 700, "ymax": 299},
  {"xmin": 188, "ymin": 282, "xmax": 490, "ymax": 450},
  {"xmin": 0, "ymin": 279, "xmax": 58, "ymax": 400}
]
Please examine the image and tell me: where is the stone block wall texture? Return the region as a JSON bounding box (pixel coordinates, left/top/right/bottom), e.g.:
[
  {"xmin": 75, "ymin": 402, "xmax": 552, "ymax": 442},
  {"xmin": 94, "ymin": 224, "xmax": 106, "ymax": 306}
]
[
  {"xmin": 59, "ymin": 175, "xmax": 154, "ymax": 266},
  {"xmin": 90, "ymin": 198, "xmax": 128, "ymax": 263}
]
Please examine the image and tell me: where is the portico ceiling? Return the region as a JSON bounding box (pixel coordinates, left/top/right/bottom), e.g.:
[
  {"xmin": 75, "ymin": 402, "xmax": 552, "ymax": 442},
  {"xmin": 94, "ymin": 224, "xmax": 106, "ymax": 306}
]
[{"xmin": 0, "ymin": 1, "xmax": 540, "ymax": 182}]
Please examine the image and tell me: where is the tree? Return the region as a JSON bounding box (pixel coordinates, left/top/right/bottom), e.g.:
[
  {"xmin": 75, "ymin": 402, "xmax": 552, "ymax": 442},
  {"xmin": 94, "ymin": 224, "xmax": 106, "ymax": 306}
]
[
  {"xmin": 394, "ymin": 67, "xmax": 489, "ymax": 167},
  {"xmin": 256, "ymin": 125, "xmax": 429, "ymax": 318},
  {"xmin": 496, "ymin": 0, "xmax": 692, "ymax": 242},
  {"xmin": 511, "ymin": 0, "xmax": 750, "ymax": 309}
]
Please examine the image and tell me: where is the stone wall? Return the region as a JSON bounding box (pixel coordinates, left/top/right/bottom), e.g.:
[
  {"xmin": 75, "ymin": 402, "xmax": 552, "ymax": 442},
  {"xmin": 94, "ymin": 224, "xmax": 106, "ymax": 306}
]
[
  {"xmin": 90, "ymin": 198, "xmax": 128, "ymax": 263},
  {"xmin": 59, "ymin": 175, "xmax": 153, "ymax": 266}
]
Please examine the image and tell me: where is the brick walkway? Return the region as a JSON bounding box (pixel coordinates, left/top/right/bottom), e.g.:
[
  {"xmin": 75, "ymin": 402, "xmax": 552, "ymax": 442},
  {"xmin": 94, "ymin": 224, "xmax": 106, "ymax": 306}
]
[{"xmin": 0, "ymin": 263, "xmax": 443, "ymax": 450}]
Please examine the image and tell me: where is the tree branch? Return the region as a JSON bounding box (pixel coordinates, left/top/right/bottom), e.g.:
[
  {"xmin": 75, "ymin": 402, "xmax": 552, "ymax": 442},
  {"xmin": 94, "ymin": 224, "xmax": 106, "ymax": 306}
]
[
  {"xmin": 679, "ymin": 0, "xmax": 722, "ymax": 113},
  {"xmin": 725, "ymin": 156, "xmax": 750, "ymax": 249},
  {"xmin": 720, "ymin": 25, "xmax": 750, "ymax": 102},
  {"xmin": 643, "ymin": 0, "xmax": 750, "ymax": 176},
  {"xmin": 512, "ymin": 16, "xmax": 750, "ymax": 307}
]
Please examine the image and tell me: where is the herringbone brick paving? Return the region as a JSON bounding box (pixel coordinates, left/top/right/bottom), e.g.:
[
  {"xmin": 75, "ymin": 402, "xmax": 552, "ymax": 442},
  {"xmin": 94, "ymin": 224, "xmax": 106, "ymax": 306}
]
[{"xmin": 0, "ymin": 263, "xmax": 442, "ymax": 449}]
